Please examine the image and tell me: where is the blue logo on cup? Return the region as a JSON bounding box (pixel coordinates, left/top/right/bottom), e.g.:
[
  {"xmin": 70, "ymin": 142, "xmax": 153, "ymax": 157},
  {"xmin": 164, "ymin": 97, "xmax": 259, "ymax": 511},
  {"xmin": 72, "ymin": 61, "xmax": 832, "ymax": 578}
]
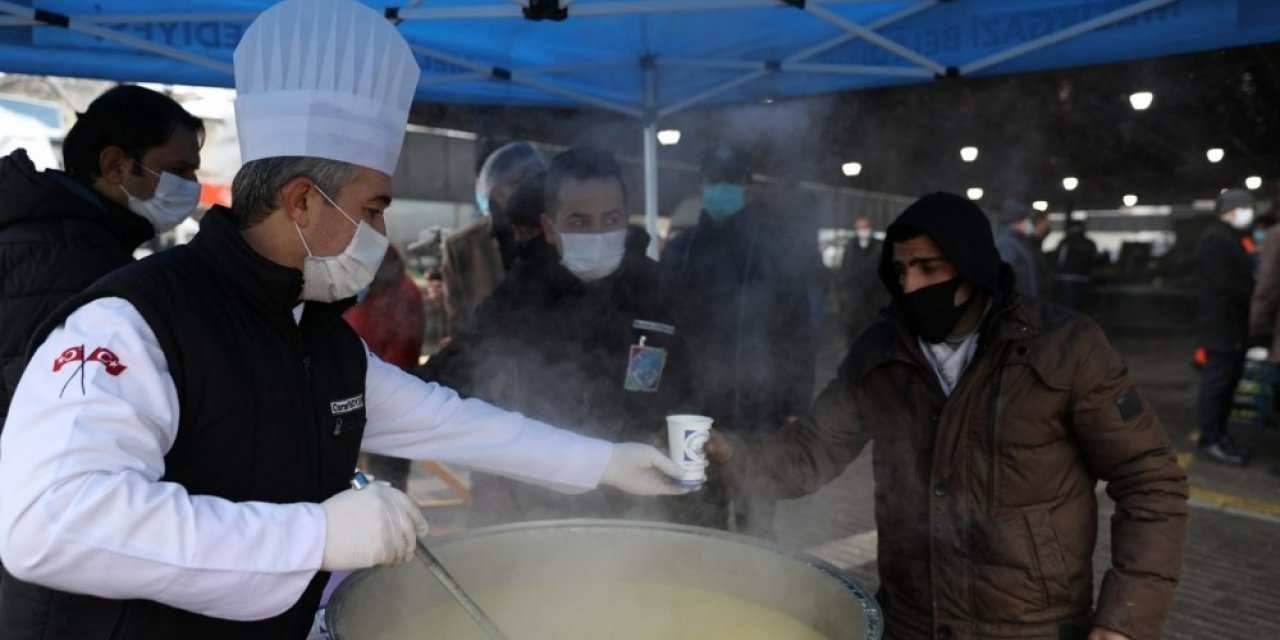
[{"xmin": 683, "ymin": 429, "xmax": 710, "ymax": 464}]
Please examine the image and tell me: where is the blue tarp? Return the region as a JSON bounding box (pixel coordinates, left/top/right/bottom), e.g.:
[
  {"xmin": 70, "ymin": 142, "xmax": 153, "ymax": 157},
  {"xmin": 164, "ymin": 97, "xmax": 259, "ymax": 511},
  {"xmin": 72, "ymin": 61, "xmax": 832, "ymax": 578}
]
[{"xmin": 0, "ymin": 0, "xmax": 1278, "ymax": 118}]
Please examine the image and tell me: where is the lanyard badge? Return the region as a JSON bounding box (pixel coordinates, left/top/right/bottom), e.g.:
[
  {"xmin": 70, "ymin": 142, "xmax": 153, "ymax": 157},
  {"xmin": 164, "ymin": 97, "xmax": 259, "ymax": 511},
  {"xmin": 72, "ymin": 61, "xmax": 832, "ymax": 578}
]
[{"xmin": 624, "ymin": 335, "xmax": 667, "ymax": 392}]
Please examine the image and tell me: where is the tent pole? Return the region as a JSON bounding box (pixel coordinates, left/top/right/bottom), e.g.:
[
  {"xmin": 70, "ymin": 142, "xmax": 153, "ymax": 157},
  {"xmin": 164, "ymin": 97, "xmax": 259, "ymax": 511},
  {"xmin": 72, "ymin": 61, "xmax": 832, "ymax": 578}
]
[
  {"xmin": 656, "ymin": 0, "xmax": 933, "ymax": 119},
  {"xmin": 803, "ymin": 2, "xmax": 946, "ymax": 75},
  {"xmin": 960, "ymin": 0, "xmax": 1179, "ymax": 75},
  {"xmin": 0, "ymin": 1, "xmax": 232, "ymax": 75},
  {"xmin": 643, "ymin": 63, "xmax": 660, "ymax": 260},
  {"xmin": 643, "ymin": 119, "xmax": 659, "ymax": 260}
]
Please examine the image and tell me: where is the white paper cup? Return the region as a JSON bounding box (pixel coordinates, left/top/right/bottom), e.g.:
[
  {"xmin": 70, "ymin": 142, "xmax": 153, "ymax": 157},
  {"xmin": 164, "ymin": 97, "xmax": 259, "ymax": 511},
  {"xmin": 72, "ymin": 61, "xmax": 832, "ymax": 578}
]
[{"xmin": 666, "ymin": 415, "xmax": 713, "ymax": 487}]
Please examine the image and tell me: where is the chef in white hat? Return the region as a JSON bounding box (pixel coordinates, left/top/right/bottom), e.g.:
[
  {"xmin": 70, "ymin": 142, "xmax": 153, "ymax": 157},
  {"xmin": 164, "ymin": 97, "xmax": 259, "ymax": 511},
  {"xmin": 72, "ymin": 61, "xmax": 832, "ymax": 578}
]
[{"xmin": 0, "ymin": 1, "xmax": 686, "ymax": 637}]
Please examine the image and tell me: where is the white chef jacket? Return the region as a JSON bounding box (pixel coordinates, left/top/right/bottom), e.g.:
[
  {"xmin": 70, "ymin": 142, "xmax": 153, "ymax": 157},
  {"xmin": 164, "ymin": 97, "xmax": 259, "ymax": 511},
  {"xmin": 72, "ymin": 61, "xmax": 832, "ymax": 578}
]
[{"xmin": 0, "ymin": 297, "xmax": 613, "ymax": 621}]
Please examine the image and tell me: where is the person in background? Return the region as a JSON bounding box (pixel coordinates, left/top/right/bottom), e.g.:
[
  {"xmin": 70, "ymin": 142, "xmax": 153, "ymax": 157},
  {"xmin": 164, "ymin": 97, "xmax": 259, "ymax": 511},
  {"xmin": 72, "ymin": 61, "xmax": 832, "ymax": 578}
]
[
  {"xmin": 421, "ymin": 270, "xmax": 449, "ymax": 357},
  {"xmin": 425, "ymin": 148, "xmax": 694, "ymax": 526},
  {"xmin": 1250, "ymin": 207, "xmax": 1280, "ymax": 442},
  {"xmin": 506, "ymin": 169, "xmax": 552, "ymax": 257},
  {"xmin": 714, "ymin": 191, "xmax": 1188, "ymax": 640},
  {"xmin": 1194, "ymin": 188, "xmax": 1256, "ymax": 466},
  {"xmin": 660, "ymin": 142, "xmax": 814, "ymax": 538},
  {"xmin": 1248, "ymin": 212, "xmax": 1276, "ymax": 273},
  {"xmin": 343, "ymin": 246, "xmax": 424, "ymax": 491},
  {"xmin": 995, "ymin": 197, "xmax": 1049, "ymax": 299},
  {"xmin": 837, "ymin": 214, "xmax": 889, "ymax": 347},
  {"xmin": 0, "ymin": 85, "xmax": 203, "ymax": 425},
  {"xmin": 1052, "ymin": 218, "xmax": 1099, "ymax": 312},
  {"xmin": 0, "ymin": 3, "xmax": 686, "ymax": 638},
  {"xmin": 440, "ymin": 141, "xmax": 545, "ymax": 333}
]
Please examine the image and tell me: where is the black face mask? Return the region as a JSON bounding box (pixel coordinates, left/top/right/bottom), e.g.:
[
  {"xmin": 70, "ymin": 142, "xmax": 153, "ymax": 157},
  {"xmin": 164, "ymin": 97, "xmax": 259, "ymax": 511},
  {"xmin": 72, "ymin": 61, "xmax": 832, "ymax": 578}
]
[{"xmin": 899, "ymin": 276, "xmax": 975, "ymax": 343}]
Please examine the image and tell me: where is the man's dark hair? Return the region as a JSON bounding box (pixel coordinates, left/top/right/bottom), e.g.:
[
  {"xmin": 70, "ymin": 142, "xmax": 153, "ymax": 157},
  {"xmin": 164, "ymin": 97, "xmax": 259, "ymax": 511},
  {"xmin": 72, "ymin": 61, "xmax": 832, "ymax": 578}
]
[
  {"xmin": 229, "ymin": 156, "xmax": 361, "ymax": 229},
  {"xmin": 544, "ymin": 146, "xmax": 628, "ymax": 217},
  {"xmin": 62, "ymin": 85, "xmax": 205, "ymax": 183}
]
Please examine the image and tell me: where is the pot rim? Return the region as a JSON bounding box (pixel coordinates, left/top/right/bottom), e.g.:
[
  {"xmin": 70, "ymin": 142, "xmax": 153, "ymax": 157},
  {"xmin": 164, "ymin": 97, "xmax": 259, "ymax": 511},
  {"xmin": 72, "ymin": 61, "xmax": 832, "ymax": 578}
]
[{"xmin": 324, "ymin": 518, "xmax": 883, "ymax": 639}]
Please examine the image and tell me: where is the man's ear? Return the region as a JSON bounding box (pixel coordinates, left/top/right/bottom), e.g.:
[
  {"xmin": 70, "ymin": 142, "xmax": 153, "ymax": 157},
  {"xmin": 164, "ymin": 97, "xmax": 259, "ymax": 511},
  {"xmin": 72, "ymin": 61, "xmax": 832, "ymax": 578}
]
[
  {"xmin": 280, "ymin": 177, "xmax": 316, "ymax": 227},
  {"xmin": 955, "ymin": 280, "xmax": 977, "ymax": 306},
  {"xmin": 97, "ymin": 146, "xmax": 129, "ymax": 185},
  {"xmin": 539, "ymin": 213, "xmax": 555, "ymax": 238}
]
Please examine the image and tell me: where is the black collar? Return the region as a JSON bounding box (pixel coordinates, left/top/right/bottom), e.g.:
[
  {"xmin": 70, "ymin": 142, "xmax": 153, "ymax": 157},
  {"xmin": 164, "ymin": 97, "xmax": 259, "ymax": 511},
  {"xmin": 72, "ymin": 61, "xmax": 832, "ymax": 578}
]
[{"xmin": 188, "ymin": 206, "xmax": 306, "ymax": 314}]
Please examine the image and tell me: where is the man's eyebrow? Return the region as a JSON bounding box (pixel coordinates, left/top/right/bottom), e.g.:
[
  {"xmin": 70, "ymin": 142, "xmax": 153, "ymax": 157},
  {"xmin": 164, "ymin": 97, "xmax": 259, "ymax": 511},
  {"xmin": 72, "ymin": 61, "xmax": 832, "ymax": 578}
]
[{"xmin": 367, "ymin": 194, "xmax": 392, "ymax": 207}]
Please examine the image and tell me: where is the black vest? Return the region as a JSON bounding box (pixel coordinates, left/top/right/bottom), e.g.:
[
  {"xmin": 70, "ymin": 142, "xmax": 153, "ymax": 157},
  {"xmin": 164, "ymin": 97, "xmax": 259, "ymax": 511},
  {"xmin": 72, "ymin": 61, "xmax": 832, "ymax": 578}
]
[{"xmin": 0, "ymin": 207, "xmax": 368, "ymax": 639}]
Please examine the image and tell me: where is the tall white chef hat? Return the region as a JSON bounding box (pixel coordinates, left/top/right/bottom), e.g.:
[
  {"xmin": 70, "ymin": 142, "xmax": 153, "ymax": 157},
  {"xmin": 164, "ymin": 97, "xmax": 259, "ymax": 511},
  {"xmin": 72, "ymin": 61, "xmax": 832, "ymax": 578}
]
[{"xmin": 234, "ymin": 0, "xmax": 420, "ymax": 177}]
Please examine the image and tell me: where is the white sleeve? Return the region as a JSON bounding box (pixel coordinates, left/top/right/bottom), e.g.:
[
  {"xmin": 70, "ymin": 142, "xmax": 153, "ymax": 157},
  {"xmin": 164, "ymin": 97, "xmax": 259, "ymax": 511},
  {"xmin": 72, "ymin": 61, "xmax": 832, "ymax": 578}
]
[
  {"xmin": 0, "ymin": 298, "xmax": 325, "ymax": 621},
  {"xmin": 360, "ymin": 350, "xmax": 612, "ymax": 493}
]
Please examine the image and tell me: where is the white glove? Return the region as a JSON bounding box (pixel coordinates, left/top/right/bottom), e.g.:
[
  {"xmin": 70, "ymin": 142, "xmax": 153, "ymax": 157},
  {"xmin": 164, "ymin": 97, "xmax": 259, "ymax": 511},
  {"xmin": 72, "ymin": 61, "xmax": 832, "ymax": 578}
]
[
  {"xmin": 320, "ymin": 482, "xmax": 429, "ymax": 571},
  {"xmin": 600, "ymin": 443, "xmax": 691, "ymax": 496}
]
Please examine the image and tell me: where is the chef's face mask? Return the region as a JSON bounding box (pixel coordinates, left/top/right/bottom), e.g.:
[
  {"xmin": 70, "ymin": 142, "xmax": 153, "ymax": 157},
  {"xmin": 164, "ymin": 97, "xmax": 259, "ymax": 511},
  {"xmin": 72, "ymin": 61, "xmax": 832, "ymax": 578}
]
[
  {"xmin": 294, "ymin": 184, "xmax": 389, "ymax": 302},
  {"xmin": 120, "ymin": 164, "xmax": 201, "ymax": 233},
  {"xmin": 898, "ymin": 276, "xmax": 975, "ymax": 343}
]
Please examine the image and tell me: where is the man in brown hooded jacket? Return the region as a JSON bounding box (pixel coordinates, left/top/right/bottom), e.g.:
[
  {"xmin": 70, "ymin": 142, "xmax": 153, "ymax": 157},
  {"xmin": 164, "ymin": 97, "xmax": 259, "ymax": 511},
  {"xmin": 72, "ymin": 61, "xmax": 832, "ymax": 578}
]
[{"xmin": 724, "ymin": 192, "xmax": 1188, "ymax": 640}]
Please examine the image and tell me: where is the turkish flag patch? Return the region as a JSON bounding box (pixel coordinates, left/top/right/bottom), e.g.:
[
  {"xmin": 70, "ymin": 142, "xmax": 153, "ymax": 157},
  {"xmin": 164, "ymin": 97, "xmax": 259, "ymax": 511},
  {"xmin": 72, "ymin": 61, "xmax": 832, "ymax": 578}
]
[
  {"xmin": 87, "ymin": 347, "xmax": 127, "ymax": 376},
  {"xmin": 52, "ymin": 346, "xmax": 85, "ymax": 372}
]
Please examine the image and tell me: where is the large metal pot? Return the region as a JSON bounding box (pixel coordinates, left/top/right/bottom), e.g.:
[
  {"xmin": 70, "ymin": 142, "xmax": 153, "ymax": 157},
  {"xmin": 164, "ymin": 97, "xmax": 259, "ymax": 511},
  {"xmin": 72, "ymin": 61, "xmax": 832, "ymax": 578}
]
[{"xmin": 326, "ymin": 520, "xmax": 882, "ymax": 639}]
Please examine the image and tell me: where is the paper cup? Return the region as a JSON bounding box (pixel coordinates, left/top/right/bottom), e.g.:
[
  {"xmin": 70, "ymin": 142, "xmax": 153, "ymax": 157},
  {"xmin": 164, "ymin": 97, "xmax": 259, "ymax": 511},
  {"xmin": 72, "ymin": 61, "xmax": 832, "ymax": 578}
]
[{"xmin": 666, "ymin": 415, "xmax": 713, "ymax": 487}]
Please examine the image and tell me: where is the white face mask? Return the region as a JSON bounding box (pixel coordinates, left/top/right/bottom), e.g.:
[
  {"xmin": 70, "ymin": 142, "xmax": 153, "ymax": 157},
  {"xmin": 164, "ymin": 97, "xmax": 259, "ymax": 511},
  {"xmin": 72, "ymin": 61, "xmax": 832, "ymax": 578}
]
[
  {"xmin": 855, "ymin": 228, "xmax": 872, "ymax": 241},
  {"xmin": 557, "ymin": 228, "xmax": 627, "ymax": 282},
  {"xmin": 295, "ymin": 185, "xmax": 389, "ymax": 302},
  {"xmin": 120, "ymin": 166, "xmax": 201, "ymax": 233},
  {"xmin": 1231, "ymin": 207, "xmax": 1255, "ymax": 230}
]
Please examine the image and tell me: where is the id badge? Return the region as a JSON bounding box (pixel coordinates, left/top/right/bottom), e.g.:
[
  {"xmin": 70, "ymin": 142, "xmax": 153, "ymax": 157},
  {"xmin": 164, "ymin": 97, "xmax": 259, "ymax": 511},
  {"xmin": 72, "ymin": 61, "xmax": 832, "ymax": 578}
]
[{"xmin": 624, "ymin": 337, "xmax": 667, "ymax": 392}]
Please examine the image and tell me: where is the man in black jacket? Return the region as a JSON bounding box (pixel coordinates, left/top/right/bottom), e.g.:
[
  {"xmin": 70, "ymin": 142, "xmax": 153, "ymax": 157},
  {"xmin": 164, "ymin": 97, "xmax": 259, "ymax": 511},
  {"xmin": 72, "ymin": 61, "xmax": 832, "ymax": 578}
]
[
  {"xmin": 1052, "ymin": 218, "xmax": 1099, "ymax": 312},
  {"xmin": 0, "ymin": 85, "xmax": 203, "ymax": 423},
  {"xmin": 426, "ymin": 147, "xmax": 697, "ymax": 526},
  {"xmin": 659, "ymin": 143, "xmax": 814, "ymax": 537},
  {"xmin": 0, "ymin": 3, "xmax": 685, "ymax": 636},
  {"xmin": 838, "ymin": 214, "xmax": 889, "ymax": 347},
  {"xmin": 1195, "ymin": 188, "xmax": 1256, "ymax": 465}
]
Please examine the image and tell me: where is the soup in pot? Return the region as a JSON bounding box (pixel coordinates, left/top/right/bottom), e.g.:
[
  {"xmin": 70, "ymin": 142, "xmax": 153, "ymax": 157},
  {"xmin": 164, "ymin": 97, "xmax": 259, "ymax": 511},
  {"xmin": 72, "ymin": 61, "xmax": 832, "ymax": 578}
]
[{"xmin": 380, "ymin": 580, "xmax": 829, "ymax": 640}]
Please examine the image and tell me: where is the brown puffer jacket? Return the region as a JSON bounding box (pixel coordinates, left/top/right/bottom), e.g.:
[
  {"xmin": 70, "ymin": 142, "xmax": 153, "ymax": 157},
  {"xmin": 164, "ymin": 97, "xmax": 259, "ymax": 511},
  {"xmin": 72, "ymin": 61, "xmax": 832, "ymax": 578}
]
[{"xmin": 739, "ymin": 292, "xmax": 1188, "ymax": 640}]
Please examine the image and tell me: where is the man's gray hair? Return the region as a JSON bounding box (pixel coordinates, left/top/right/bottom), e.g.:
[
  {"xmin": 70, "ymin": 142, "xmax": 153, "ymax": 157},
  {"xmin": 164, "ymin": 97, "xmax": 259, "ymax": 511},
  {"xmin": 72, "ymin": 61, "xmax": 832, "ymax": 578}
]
[{"xmin": 229, "ymin": 156, "xmax": 362, "ymax": 229}]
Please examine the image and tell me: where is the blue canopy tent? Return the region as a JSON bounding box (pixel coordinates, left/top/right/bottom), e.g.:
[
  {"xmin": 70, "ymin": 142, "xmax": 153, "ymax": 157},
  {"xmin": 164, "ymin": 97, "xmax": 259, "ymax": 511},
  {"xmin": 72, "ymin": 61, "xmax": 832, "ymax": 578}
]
[{"xmin": 1, "ymin": 0, "xmax": 1277, "ymax": 255}]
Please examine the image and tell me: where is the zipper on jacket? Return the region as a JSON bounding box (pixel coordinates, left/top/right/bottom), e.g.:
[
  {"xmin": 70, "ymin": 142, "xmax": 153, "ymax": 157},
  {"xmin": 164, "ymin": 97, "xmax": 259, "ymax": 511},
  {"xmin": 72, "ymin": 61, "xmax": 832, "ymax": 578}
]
[{"xmin": 986, "ymin": 346, "xmax": 1008, "ymax": 508}]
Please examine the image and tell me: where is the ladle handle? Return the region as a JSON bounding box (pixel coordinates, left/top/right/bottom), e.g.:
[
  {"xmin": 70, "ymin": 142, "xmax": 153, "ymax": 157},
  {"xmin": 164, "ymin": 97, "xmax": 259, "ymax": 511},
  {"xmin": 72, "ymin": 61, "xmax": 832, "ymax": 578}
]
[{"xmin": 415, "ymin": 538, "xmax": 511, "ymax": 640}]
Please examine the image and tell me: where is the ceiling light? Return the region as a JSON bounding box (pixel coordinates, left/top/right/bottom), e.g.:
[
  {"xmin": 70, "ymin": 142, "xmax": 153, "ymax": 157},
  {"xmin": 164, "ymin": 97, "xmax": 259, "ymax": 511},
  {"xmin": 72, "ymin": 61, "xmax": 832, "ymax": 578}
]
[
  {"xmin": 1128, "ymin": 91, "xmax": 1153, "ymax": 110},
  {"xmin": 842, "ymin": 162, "xmax": 862, "ymax": 177},
  {"xmin": 656, "ymin": 129, "xmax": 681, "ymax": 146},
  {"xmin": 1246, "ymin": 176, "xmax": 1262, "ymax": 190},
  {"xmin": 1123, "ymin": 194, "xmax": 1138, "ymax": 207},
  {"xmin": 1207, "ymin": 148, "xmax": 1224, "ymax": 163},
  {"xmin": 1032, "ymin": 200, "xmax": 1048, "ymax": 212},
  {"xmin": 960, "ymin": 146, "xmax": 979, "ymax": 162},
  {"xmin": 1062, "ymin": 177, "xmax": 1078, "ymax": 191},
  {"xmin": 966, "ymin": 187, "xmax": 984, "ymax": 201}
]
